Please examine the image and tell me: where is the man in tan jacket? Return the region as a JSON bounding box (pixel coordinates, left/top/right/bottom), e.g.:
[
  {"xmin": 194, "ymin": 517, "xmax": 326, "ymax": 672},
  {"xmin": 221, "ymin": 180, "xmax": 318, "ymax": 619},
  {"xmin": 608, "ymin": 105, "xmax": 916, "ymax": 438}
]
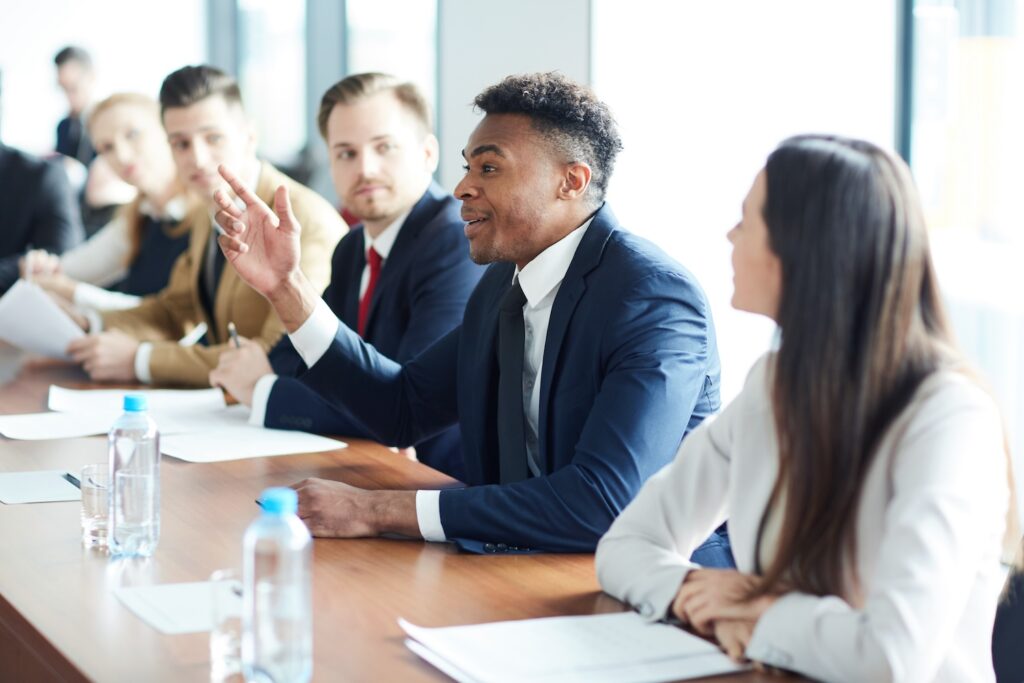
[{"xmin": 66, "ymin": 65, "xmax": 344, "ymax": 386}]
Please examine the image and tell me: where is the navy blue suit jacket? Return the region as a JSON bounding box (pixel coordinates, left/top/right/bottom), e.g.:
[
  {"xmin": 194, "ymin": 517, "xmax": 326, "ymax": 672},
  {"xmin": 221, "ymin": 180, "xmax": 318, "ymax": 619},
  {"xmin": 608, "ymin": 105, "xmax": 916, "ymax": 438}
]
[
  {"xmin": 265, "ymin": 183, "xmax": 482, "ymax": 478},
  {"xmin": 299, "ymin": 204, "xmax": 721, "ymax": 552}
]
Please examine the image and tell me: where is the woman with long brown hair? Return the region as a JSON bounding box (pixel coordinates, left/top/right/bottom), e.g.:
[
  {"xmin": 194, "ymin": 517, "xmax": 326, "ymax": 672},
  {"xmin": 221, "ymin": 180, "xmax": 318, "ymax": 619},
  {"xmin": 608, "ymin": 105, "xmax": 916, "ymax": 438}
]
[
  {"xmin": 22, "ymin": 93, "xmax": 190, "ymax": 311},
  {"xmin": 596, "ymin": 135, "xmax": 1020, "ymax": 681}
]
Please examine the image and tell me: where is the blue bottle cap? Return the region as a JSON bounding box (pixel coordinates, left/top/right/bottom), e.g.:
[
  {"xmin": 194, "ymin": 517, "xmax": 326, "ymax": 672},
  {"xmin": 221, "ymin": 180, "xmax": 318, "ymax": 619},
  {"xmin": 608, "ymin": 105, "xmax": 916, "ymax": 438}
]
[
  {"xmin": 123, "ymin": 394, "xmax": 148, "ymax": 412},
  {"xmin": 259, "ymin": 487, "xmax": 298, "ymax": 515}
]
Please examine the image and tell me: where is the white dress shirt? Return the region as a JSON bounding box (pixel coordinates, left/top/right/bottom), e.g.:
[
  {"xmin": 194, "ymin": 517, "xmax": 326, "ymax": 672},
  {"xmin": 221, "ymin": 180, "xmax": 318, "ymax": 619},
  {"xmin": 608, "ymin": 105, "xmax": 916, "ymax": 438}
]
[
  {"xmin": 596, "ymin": 353, "xmax": 1011, "ymax": 682},
  {"xmin": 286, "ymin": 216, "xmax": 593, "ymax": 542},
  {"xmin": 248, "ymin": 209, "xmax": 410, "ymax": 425}
]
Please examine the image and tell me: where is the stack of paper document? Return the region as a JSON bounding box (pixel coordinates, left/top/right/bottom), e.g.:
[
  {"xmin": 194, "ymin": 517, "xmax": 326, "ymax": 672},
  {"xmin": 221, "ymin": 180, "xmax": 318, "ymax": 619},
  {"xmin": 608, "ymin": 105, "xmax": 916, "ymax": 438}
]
[
  {"xmin": 0, "ymin": 279, "xmax": 84, "ymax": 358},
  {"xmin": 399, "ymin": 612, "xmax": 747, "ymax": 683},
  {"xmin": 0, "ymin": 385, "xmax": 346, "ymax": 462}
]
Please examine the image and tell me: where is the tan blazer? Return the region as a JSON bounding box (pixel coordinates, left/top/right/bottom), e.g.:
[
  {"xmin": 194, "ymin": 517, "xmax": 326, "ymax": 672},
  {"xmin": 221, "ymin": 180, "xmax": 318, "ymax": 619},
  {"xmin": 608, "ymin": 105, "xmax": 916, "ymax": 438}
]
[{"xmin": 102, "ymin": 162, "xmax": 345, "ymax": 387}]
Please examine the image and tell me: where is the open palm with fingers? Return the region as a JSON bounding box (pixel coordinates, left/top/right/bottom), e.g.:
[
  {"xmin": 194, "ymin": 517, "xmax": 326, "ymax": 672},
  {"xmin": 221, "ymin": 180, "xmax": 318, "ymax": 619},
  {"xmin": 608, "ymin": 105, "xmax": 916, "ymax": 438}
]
[{"xmin": 214, "ymin": 164, "xmax": 302, "ymax": 298}]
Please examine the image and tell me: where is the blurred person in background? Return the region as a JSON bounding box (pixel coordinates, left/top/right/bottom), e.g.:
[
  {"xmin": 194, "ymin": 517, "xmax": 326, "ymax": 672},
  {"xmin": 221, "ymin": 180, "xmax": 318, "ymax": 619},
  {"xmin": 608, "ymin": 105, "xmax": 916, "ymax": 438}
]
[
  {"xmin": 0, "ymin": 142, "xmax": 83, "ymax": 294},
  {"xmin": 22, "ymin": 93, "xmax": 190, "ymax": 312},
  {"xmin": 63, "ymin": 65, "xmax": 344, "ymax": 386},
  {"xmin": 54, "ymin": 46, "xmax": 96, "ymax": 165},
  {"xmin": 53, "ymin": 45, "xmax": 135, "ymax": 236}
]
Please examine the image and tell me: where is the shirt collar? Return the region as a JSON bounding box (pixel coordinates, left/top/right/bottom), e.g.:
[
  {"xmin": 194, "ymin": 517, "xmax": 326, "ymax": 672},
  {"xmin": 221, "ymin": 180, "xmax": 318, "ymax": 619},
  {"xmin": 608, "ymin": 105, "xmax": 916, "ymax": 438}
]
[
  {"xmin": 515, "ymin": 215, "xmax": 594, "ymax": 308},
  {"xmin": 139, "ymin": 195, "xmax": 188, "ymax": 222},
  {"xmin": 364, "ymin": 208, "xmax": 410, "ymax": 261}
]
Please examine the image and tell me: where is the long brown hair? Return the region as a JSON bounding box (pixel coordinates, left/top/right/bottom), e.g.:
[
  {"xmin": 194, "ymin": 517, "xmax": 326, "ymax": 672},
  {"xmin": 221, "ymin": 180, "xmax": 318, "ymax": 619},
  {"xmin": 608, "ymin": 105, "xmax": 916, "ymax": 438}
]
[
  {"xmin": 754, "ymin": 135, "xmax": 1020, "ymax": 600},
  {"xmin": 86, "ymin": 93, "xmax": 187, "ymax": 265}
]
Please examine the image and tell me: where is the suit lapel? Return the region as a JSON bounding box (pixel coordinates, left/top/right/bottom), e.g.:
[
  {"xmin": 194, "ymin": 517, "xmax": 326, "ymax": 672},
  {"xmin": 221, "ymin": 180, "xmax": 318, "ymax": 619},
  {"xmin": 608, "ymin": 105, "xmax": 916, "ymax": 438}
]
[
  {"xmin": 536, "ymin": 206, "xmax": 617, "ymax": 469},
  {"xmin": 364, "ymin": 183, "xmax": 445, "ymax": 335},
  {"xmin": 188, "ymin": 207, "xmax": 215, "ymax": 337},
  {"xmin": 339, "ymin": 231, "xmax": 365, "ymax": 330}
]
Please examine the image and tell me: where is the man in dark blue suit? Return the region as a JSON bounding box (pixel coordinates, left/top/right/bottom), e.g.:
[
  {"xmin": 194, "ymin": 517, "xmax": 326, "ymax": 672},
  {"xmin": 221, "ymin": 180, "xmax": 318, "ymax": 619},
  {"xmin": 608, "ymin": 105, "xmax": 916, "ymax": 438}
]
[
  {"xmin": 210, "ymin": 73, "xmax": 480, "ymax": 478},
  {"xmin": 214, "ymin": 73, "xmax": 728, "ymax": 560}
]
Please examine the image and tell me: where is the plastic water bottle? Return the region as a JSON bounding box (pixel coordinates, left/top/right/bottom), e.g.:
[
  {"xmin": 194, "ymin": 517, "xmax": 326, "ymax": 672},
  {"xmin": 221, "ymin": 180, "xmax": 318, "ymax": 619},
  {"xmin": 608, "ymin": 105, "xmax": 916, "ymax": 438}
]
[
  {"xmin": 242, "ymin": 487, "xmax": 313, "ymax": 683},
  {"xmin": 107, "ymin": 393, "xmax": 160, "ymax": 557}
]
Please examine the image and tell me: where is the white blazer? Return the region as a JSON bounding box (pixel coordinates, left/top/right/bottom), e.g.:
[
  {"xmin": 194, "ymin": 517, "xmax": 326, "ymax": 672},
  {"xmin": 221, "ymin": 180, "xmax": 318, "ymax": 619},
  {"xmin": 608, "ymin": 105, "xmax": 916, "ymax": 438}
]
[{"xmin": 596, "ymin": 354, "xmax": 1010, "ymax": 682}]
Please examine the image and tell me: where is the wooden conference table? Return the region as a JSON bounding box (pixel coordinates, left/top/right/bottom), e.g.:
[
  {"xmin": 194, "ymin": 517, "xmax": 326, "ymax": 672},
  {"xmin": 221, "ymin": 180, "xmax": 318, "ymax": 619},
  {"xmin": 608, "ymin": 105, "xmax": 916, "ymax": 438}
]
[{"xmin": 0, "ymin": 352, "xmax": 784, "ymax": 682}]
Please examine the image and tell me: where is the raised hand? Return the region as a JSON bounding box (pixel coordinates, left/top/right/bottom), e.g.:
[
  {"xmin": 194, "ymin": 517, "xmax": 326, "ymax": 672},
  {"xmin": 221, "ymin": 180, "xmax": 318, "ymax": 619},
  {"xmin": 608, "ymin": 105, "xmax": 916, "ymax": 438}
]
[{"xmin": 213, "ymin": 164, "xmax": 302, "ymax": 299}]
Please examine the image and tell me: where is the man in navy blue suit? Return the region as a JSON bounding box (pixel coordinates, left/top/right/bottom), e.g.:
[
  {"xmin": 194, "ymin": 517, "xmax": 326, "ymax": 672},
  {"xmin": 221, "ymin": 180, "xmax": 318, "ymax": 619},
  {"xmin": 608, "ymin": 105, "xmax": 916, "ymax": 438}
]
[
  {"xmin": 210, "ymin": 73, "xmax": 481, "ymax": 478},
  {"xmin": 214, "ymin": 73, "xmax": 728, "ymax": 560}
]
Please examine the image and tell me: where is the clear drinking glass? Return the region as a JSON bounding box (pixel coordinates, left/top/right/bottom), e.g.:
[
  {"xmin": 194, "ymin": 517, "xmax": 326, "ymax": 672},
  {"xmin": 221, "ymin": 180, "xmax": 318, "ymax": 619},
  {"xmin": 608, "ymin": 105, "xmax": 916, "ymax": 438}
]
[
  {"xmin": 209, "ymin": 568, "xmax": 244, "ymax": 682},
  {"xmin": 80, "ymin": 464, "xmax": 108, "ymax": 550}
]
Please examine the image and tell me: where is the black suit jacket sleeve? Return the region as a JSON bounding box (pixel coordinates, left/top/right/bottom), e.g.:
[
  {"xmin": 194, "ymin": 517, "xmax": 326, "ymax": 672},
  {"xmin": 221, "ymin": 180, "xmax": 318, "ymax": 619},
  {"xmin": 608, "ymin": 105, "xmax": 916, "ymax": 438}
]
[{"xmin": 0, "ymin": 159, "xmax": 83, "ymax": 291}]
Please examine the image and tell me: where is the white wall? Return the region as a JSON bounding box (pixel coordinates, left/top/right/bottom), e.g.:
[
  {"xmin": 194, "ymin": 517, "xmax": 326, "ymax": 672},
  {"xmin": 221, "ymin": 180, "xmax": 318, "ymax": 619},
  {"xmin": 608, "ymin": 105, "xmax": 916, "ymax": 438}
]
[
  {"xmin": 436, "ymin": 0, "xmax": 592, "ymax": 190},
  {"xmin": 592, "ymin": 0, "xmax": 897, "ymax": 402},
  {"xmin": 0, "ymin": 0, "xmax": 206, "ymax": 154}
]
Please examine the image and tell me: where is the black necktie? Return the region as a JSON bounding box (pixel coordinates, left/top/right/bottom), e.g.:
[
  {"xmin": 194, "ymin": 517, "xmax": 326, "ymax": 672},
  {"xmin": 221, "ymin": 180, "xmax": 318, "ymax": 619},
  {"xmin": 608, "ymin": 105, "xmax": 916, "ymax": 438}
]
[
  {"xmin": 201, "ymin": 230, "xmax": 225, "ymax": 319},
  {"xmin": 497, "ymin": 279, "xmax": 529, "ymax": 484}
]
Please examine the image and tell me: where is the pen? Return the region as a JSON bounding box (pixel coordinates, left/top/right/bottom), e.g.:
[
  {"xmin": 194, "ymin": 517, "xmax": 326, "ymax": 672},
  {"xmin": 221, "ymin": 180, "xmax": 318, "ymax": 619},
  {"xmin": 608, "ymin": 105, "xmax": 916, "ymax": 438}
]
[
  {"xmin": 63, "ymin": 472, "xmax": 81, "ymax": 489},
  {"xmin": 254, "ymin": 498, "xmax": 264, "ymax": 508},
  {"xmin": 228, "ymin": 321, "xmax": 241, "ymax": 349}
]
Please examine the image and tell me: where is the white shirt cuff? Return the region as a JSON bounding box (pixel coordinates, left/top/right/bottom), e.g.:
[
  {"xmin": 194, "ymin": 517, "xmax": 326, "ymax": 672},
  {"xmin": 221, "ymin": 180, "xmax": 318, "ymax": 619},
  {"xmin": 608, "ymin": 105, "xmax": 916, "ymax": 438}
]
[
  {"xmin": 248, "ymin": 374, "xmax": 278, "ymax": 426},
  {"xmin": 74, "ymin": 282, "xmax": 141, "ymax": 312},
  {"xmin": 415, "ymin": 490, "xmax": 446, "ymax": 542},
  {"xmin": 288, "ymin": 298, "xmax": 340, "ymax": 369},
  {"xmin": 745, "ymin": 592, "xmax": 823, "ymax": 670},
  {"xmin": 134, "ymin": 342, "xmax": 153, "ymax": 384},
  {"xmin": 85, "ymin": 308, "xmax": 104, "ymax": 334}
]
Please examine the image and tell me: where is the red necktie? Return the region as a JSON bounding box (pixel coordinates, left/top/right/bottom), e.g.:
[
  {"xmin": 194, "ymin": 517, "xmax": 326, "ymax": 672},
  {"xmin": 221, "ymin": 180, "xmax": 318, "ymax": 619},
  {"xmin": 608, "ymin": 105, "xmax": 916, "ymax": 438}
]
[{"xmin": 357, "ymin": 247, "xmax": 382, "ymax": 337}]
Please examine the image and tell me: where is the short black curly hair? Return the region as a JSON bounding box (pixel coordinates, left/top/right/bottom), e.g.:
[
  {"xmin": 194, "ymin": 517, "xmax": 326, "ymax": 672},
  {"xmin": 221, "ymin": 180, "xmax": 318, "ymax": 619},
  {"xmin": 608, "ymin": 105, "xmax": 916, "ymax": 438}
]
[{"xmin": 473, "ymin": 72, "xmax": 623, "ymax": 204}]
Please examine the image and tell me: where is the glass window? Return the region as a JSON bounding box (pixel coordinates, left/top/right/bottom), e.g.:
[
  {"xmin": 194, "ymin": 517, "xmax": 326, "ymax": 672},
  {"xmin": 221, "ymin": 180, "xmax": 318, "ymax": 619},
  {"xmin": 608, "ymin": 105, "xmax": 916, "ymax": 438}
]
[
  {"xmin": 346, "ymin": 0, "xmax": 437, "ymax": 115},
  {"xmin": 0, "ymin": 0, "xmax": 206, "ymax": 154},
  {"xmin": 237, "ymin": 0, "xmax": 307, "ymax": 165},
  {"xmin": 911, "ymin": 0, "xmax": 1024, "ymax": 489},
  {"xmin": 592, "ymin": 0, "xmax": 897, "ymax": 402}
]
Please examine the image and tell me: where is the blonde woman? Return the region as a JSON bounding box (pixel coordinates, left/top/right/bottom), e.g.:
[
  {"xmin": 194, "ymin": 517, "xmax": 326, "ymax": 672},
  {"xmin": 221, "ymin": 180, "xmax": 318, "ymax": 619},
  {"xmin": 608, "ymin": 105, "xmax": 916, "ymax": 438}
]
[{"xmin": 23, "ymin": 93, "xmax": 189, "ymax": 310}]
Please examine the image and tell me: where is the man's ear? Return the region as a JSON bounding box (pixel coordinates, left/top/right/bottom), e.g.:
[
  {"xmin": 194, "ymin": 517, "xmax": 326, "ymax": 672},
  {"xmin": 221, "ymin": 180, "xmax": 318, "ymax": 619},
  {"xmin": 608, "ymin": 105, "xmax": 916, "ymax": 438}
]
[
  {"xmin": 424, "ymin": 133, "xmax": 440, "ymax": 173},
  {"xmin": 558, "ymin": 161, "xmax": 592, "ymax": 201}
]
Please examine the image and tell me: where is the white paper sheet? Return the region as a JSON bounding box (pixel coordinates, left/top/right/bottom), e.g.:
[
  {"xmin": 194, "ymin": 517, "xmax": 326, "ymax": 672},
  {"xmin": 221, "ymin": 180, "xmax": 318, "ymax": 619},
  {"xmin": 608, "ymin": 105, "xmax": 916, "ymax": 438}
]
[
  {"xmin": 114, "ymin": 581, "xmax": 241, "ymax": 635},
  {"xmin": 0, "ymin": 386, "xmax": 234, "ymax": 440},
  {"xmin": 48, "ymin": 385, "xmax": 227, "ymax": 415},
  {"xmin": 0, "ymin": 280, "xmax": 84, "ymax": 358},
  {"xmin": 399, "ymin": 612, "xmax": 748, "ymax": 683},
  {"xmin": 161, "ymin": 424, "xmax": 346, "ymax": 463},
  {"xmin": 0, "ymin": 470, "xmax": 81, "ymax": 504},
  {"xmin": 0, "ymin": 411, "xmax": 114, "ymax": 440}
]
